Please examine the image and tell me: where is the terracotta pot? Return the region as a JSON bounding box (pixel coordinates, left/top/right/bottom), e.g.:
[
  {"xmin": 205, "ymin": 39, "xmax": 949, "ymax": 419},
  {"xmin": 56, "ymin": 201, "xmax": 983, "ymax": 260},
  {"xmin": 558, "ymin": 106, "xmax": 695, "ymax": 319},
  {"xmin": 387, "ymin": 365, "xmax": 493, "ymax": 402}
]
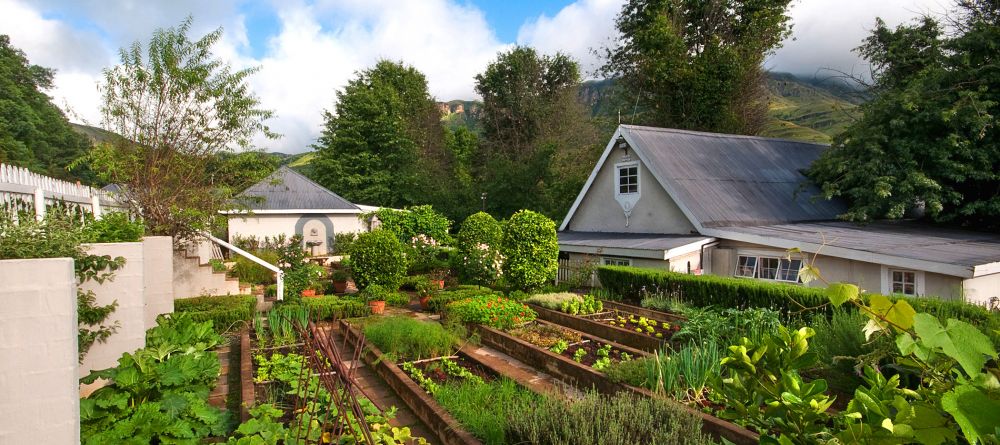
[
  {"xmin": 434, "ymin": 279, "xmax": 445, "ymax": 290},
  {"xmin": 333, "ymin": 280, "xmax": 348, "ymax": 293},
  {"xmin": 419, "ymin": 296, "xmax": 432, "ymax": 310},
  {"xmin": 369, "ymin": 300, "xmax": 386, "ymax": 315},
  {"xmin": 301, "ymin": 289, "xmax": 316, "ymax": 297}
]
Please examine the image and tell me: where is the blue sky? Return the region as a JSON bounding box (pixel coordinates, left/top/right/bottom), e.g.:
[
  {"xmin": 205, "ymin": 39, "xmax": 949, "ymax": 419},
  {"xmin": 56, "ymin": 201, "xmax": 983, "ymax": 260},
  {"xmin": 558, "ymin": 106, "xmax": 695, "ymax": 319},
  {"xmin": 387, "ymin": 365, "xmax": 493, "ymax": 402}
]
[{"xmin": 1, "ymin": 0, "xmax": 939, "ymax": 153}]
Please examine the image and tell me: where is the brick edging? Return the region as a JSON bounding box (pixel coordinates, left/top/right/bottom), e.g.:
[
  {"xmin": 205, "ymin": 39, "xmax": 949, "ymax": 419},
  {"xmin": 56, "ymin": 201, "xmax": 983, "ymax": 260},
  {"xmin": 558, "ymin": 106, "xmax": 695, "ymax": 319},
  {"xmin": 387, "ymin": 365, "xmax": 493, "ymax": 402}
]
[{"xmin": 239, "ymin": 326, "xmax": 254, "ymax": 423}]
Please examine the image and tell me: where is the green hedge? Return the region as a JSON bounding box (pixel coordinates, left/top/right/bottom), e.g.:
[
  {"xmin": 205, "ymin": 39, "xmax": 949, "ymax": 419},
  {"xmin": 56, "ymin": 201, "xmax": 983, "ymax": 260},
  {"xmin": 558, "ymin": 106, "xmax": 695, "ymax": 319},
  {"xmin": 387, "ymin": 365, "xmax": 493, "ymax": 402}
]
[
  {"xmin": 279, "ymin": 297, "xmax": 370, "ymax": 321},
  {"xmin": 597, "ymin": 266, "xmax": 1000, "ymax": 345},
  {"xmin": 174, "ymin": 295, "xmax": 257, "ymax": 333}
]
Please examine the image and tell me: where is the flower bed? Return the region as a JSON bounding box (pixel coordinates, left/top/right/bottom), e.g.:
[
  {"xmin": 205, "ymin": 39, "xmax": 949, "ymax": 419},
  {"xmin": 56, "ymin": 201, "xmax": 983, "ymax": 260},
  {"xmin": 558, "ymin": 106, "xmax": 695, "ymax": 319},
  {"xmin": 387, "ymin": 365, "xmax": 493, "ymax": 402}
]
[{"xmin": 445, "ymin": 295, "xmax": 536, "ymax": 330}]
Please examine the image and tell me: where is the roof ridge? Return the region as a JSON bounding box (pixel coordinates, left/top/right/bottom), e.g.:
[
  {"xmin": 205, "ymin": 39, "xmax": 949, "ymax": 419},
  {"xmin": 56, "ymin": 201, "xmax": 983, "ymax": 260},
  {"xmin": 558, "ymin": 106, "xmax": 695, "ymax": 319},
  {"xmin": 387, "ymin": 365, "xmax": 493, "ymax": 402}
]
[{"xmin": 620, "ymin": 124, "xmax": 831, "ymax": 148}]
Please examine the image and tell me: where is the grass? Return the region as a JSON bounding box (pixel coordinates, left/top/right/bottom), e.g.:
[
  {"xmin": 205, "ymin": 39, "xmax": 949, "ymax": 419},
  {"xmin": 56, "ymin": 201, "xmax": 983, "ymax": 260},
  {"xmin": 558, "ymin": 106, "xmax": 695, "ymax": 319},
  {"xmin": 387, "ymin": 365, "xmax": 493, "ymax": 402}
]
[
  {"xmin": 433, "ymin": 378, "xmax": 539, "ymax": 445},
  {"xmin": 362, "ymin": 316, "xmax": 459, "ymax": 361},
  {"xmin": 505, "ymin": 390, "xmax": 712, "ymax": 445}
]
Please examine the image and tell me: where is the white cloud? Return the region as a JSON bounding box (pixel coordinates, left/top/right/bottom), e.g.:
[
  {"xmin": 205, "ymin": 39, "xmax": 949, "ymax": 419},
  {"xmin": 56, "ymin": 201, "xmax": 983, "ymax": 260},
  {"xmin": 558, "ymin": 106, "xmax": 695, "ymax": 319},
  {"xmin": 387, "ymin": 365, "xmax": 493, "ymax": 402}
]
[{"xmin": 516, "ymin": 0, "xmax": 622, "ymax": 77}]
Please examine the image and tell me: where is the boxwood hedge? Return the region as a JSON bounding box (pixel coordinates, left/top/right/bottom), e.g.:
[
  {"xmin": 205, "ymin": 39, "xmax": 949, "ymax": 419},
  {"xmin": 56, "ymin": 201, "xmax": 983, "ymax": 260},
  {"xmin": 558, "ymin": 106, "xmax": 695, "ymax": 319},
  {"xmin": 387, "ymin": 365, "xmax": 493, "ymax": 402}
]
[{"xmin": 174, "ymin": 295, "xmax": 257, "ymax": 333}]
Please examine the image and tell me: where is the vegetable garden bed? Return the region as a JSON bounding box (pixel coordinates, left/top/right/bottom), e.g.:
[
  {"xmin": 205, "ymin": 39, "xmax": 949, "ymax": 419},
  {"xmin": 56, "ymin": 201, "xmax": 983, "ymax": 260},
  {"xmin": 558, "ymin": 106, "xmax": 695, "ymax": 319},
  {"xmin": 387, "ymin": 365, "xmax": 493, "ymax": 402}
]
[
  {"xmin": 527, "ymin": 303, "xmax": 680, "ymax": 352},
  {"xmin": 341, "ymin": 320, "xmax": 485, "ymax": 445},
  {"xmin": 473, "ymin": 323, "xmax": 759, "ymax": 445}
]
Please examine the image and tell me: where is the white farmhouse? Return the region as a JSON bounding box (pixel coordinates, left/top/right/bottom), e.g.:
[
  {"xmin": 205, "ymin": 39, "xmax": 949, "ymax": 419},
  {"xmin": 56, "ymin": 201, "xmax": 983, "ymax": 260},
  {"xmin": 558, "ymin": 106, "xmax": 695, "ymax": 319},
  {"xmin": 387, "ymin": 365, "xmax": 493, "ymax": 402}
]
[{"xmin": 559, "ymin": 125, "xmax": 1000, "ymax": 305}]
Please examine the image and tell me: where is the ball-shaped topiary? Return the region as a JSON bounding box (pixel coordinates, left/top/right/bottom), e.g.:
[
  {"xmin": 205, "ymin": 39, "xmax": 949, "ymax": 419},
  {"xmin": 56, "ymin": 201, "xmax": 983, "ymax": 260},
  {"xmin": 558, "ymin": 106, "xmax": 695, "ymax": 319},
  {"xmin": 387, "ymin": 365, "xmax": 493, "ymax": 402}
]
[
  {"xmin": 349, "ymin": 229, "xmax": 408, "ymax": 290},
  {"xmin": 500, "ymin": 210, "xmax": 558, "ymax": 291},
  {"xmin": 457, "ymin": 211, "xmax": 502, "ymax": 248}
]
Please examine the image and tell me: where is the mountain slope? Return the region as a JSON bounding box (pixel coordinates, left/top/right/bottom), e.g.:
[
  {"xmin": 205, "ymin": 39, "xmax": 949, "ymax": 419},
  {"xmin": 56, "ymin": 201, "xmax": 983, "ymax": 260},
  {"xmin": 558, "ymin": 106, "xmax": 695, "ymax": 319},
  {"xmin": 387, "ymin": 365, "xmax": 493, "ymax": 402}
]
[{"xmin": 762, "ymin": 73, "xmax": 861, "ymax": 143}]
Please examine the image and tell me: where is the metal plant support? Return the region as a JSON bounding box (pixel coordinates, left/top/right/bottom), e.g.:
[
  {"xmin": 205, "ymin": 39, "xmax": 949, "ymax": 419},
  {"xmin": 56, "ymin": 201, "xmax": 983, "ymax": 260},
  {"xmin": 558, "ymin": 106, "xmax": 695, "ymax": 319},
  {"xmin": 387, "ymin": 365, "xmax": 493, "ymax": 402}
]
[{"xmin": 286, "ymin": 318, "xmax": 377, "ymax": 445}]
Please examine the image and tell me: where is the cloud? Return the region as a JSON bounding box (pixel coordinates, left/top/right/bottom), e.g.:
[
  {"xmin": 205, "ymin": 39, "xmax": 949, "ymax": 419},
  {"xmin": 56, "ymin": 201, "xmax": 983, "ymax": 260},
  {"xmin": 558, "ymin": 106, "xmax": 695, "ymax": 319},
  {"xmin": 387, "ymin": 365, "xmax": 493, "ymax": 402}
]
[{"xmin": 516, "ymin": 0, "xmax": 622, "ymax": 77}]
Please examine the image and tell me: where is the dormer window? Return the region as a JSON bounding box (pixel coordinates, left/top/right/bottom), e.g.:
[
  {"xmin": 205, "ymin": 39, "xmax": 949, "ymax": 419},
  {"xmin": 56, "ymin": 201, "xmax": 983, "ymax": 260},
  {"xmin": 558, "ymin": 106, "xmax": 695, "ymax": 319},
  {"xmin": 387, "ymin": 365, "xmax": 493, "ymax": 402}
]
[{"xmin": 616, "ymin": 163, "xmax": 638, "ymax": 195}]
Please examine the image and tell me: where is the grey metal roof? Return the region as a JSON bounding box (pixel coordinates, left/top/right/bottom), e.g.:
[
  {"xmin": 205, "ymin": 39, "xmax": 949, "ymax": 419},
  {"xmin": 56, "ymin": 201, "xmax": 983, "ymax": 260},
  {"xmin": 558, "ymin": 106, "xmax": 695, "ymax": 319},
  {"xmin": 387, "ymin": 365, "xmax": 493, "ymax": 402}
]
[
  {"xmin": 559, "ymin": 231, "xmax": 711, "ymax": 252},
  {"xmin": 621, "ymin": 125, "xmax": 846, "ymax": 228},
  {"xmin": 234, "ymin": 166, "xmax": 360, "ymax": 211},
  {"xmin": 715, "ymin": 221, "xmax": 1000, "ymax": 268}
]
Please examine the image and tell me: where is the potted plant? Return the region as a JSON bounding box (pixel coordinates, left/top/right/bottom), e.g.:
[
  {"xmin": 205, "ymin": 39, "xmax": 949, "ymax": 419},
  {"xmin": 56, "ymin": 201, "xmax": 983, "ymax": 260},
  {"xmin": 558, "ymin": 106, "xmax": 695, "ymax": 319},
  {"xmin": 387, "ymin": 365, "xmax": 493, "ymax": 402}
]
[
  {"xmin": 416, "ymin": 279, "xmax": 436, "ymax": 310},
  {"xmin": 331, "ymin": 269, "xmax": 350, "ymax": 293},
  {"xmin": 300, "ymin": 286, "xmax": 317, "ymax": 297},
  {"xmin": 429, "ymin": 267, "xmax": 448, "ymax": 290},
  {"xmin": 361, "ymin": 284, "xmax": 388, "ymax": 315}
]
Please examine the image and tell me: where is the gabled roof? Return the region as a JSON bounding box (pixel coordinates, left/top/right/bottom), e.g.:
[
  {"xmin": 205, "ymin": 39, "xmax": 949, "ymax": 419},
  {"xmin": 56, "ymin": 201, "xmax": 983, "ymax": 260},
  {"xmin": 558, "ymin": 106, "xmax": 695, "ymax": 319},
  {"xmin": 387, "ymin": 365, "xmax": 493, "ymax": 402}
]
[
  {"xmin": 229, "ymin": 166, "xmax": 361, "ymax": 213},
  {"xmin": 561, "ymin": 125, "xmax": 846, "ymax": 231}
]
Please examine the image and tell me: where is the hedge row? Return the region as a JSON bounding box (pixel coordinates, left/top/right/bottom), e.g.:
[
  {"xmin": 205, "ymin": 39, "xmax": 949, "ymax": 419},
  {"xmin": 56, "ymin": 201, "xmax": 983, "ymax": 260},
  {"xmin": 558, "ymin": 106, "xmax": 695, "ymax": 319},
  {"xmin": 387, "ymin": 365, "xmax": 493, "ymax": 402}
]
[
  {"xmin": 280, "ymin": 297, "xmax": 370, "ymax": 321},
  {"xmin": 174, "ymin": 295, "xmax": 257, "ymax": 333},
  {"xmin": 596, "ymin": 266, "xmax": 1000, "ymax": 345}
]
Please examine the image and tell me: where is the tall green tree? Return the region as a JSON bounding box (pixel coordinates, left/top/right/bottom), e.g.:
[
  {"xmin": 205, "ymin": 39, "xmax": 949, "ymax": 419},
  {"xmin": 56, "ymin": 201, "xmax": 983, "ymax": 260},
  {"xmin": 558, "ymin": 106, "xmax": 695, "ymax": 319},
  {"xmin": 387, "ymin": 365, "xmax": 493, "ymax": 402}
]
[
  {"xmin": 88, "ymin": 18, "xmax": 276, "ymax": 239},
  {"xmin": 0, "ymin": 35, "xmax": 94, "ymax": 181},
  {"xmin": 600, "ymin": 0, "xmax": 793, "ymax": 134},
  {"xmin": 474, "ymin": 46, "xmax": 602, "ymax": 219},
  {"xmin": 808, "ymin": 1, "xmax": 1000, "ymax": 230},
  {"xmin": 312, "ymin": 60, "xmax": 449, "ymax": 209}
]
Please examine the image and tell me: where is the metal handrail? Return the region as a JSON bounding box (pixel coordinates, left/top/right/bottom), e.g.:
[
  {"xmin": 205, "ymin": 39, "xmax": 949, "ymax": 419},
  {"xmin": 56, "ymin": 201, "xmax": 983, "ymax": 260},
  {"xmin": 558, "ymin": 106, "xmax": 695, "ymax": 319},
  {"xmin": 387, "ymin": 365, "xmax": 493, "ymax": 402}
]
[{"xmin": 202, "ymin": 232, "xmax": 285, "ymax": 301}]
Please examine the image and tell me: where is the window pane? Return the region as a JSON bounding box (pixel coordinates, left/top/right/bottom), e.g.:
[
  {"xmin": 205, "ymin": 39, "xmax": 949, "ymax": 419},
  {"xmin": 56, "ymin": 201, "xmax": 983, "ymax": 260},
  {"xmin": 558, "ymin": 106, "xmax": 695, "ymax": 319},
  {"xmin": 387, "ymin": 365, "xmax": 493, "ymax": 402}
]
[
  {"xmin": 620, "ymin": 185, "xmax": 628, "ymax": 193},
  {"xmin": 904, "ymin": 284, "xmax": 915, "ymax": 295},
  {"xmin": 892, "ymin": 271, "xmax": 902, "ymax": 282},
  {"xmin": 759, "ymin": 257, "xmax": 779, "ymax": 280},
  {"xmin": 777, "ymin": 259, "xmax": 801, "ymax": 282},
  {"xmin": 904, "ymin": 272, "xmax": 915, "ymax": 285},
  {"xmin": 735, "ymin": 256, "xmax": 756, "ymax": 278},
  {"xmin": 892, "ymin": 283, "xmax": 903, "ymax": 293}
]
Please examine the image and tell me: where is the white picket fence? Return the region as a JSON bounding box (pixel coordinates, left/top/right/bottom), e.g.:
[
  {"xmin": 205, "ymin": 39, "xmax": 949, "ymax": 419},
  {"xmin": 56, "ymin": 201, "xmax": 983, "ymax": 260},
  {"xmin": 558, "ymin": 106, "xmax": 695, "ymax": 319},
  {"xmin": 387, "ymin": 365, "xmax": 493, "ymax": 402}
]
[
  {"xmin": 0, "ymin": 163, "xmax": 122, "ymax": 220},
  {"xmin": 556, "ymin": 257, "xmax": 600, "ymax": 288}
]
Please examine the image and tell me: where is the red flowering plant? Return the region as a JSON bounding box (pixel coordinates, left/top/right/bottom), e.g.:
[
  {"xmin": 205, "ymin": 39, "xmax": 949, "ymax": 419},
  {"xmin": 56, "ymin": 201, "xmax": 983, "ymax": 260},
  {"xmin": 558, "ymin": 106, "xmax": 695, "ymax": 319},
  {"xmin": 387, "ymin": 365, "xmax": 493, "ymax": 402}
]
[{"xmin": 445, "ymin": 295, "xmax": 536, "ymax": 331}]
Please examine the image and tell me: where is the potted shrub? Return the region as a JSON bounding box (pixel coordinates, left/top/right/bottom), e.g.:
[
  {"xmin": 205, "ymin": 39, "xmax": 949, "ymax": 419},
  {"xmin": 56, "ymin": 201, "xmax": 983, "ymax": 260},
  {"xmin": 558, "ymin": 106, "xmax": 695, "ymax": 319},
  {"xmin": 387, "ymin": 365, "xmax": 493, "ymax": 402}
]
[
  {"xmin": 429, "ymin": 267, "xmax": 447, "ymax": 290},
  {"xmin": 362, "ymin": 284, "xmax": 389, "ymax": 315},
  {"xmin": 301, "ymin": 287, "xmax": 317, "ymax": 297},
  {"xmin": 331, "ymin": 269, "xmax": 350, "ymax": 293},
  {"xmin": 416, "ymin": 279, "xmax": 436, "ymax": 310}
]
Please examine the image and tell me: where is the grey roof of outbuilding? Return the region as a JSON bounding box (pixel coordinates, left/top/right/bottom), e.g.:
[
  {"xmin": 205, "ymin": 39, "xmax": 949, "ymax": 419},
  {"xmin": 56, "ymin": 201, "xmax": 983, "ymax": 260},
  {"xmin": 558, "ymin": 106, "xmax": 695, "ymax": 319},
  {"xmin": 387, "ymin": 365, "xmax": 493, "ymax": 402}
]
[
  {"xmin": 620, "ymin": 125, "xmax": 846, "ymax": 228},
  {"xmin": 712, "ymin": 221, "xmax": 1000, "ymax": 269},
  {"xmin": 234, "ymin": 166, "xmax": 360, "ymax": 211},
  {"xmin": 558, "ymin": 231, "xmax": 712, "ymax": 252}
]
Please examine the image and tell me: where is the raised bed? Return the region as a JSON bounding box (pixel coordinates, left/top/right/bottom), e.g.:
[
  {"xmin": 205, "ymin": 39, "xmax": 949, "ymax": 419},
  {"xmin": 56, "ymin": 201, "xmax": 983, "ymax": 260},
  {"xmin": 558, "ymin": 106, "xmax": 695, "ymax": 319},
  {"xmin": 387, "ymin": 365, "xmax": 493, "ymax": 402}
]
[
  {"xmin": 340, "ymin": 320, "xmax": 484, "ymax": 445},
  {"xmin": 239, "ymin": 326, "xmax": 254, "ymax": 422},
  {"xmin": 474, "ymin": 323, "xmax": 759, "ymax": 445},
  {"xmin": 602, "ymin": 300, "xmax": 686, "ymax": 323},
  {"xmin": 528, "ymin": 303, "xmax": 669, "ymax": 352}
]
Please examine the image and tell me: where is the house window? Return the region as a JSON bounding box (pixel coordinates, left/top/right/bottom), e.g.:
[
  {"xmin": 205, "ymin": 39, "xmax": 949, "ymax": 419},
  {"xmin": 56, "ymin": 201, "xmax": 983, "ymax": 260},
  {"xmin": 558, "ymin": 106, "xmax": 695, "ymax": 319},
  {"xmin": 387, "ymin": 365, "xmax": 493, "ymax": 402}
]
[
  {"xmin": 758, "ymin": 257, "xmax": 780, "ymax": 280},
  {"xmin": 891, "ymin": 270, "xmax": 917, "ymax": 295},
  {"xmin": 776, "ymin": 259, "xmax": 803, "ymax": 283},
  {"xmin": 735, "ymin": 255, "xmax": 757, "ymax": 278},
  {"xmin": 736, "ymin": 254, "xmax": 802, "ymax": 283},
  {"xmin": 603, "ymin": 257, "xmax": 632, "ymax": 267},
  {"xmin": 617, "ymin": 165, "xmax": 638, "ymax": 195}
]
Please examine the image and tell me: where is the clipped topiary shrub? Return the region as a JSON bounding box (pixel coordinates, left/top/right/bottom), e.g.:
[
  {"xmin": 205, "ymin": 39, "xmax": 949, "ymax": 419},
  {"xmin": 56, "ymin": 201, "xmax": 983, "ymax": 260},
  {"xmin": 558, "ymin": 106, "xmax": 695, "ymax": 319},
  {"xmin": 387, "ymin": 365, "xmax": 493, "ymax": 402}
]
[
  {"xmin": 456, "ymin": 211, "xmax": 504, "ymax": 286},
  {"xmin": 500, "ymin": 209, "xmax": 558, "ymax": 291},
  {"xmin": 372, "ymin": 205, "xmax": 452, "ymax": 245},
  {"xmin": 349, "ymin": 229, "xmax": 408, "ymax": 290}
]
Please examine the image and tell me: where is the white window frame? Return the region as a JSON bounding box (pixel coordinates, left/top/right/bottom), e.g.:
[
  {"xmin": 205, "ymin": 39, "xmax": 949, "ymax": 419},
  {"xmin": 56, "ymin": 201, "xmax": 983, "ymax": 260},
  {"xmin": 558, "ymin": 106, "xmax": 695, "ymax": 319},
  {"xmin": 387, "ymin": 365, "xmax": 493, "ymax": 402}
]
[
  {"xmin": 602, "ymin": 256, "xmax": 632, "ymax": 267},
  {"xmin": 615, "ymin": 161, "xmax": 640, "ymax": 197},
  {"xmin": 735, "ymin": 254, "xmax": 802, "ymax": 284},
  {"xmin": 880, "ymin": 266, "xmax": 925, "ymax": 296},
  {"xmin": 890, "ymin": 269, "xmax": 918, "ymax": 296}
]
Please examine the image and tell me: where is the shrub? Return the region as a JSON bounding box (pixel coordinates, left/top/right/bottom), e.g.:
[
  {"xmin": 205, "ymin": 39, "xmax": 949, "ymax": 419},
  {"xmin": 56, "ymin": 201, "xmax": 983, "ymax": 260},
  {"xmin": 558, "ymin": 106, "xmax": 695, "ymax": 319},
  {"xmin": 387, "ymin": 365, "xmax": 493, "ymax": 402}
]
[
  {"xmin": 82, "ymin": 212, "xmax": 145, "ymax": 243},
  {"xmin": 349, "ymin": 229, "xmax": 408, "ymax": 290},
  {"xmin": 500, "ymin": 210, "xmax": 558, "ymax": 291},
  {"xmin": 606, "ymin": 356, "xmax": 650, "ymax": 387},
  {"xmin": 331, "ymin": 231, "xmax": 358, "ymax": 255},
  {"xmin": 363, "ymin": 316, "xmax": 459, "ymax": 361},
  {"xmin": 427, "ymin": 286, "xmax": 502, "ymax": 312},
  {"xmin": 174, "ymin": 294, "xmax": 257, "ymax": 333},
  {"xmin": 445, "ymin": 295, "xmax": 536, "ymax": 330},
  {"xmin": 230, "ymin": 250, "xmax": 279, "ymax": 285},
  {"xmin": 372, "ymin": 205, "xmax": 452, "ymax": 245},
  {"xmin": 275, "ymin": 297, "xmax": 370, "ymax": 322},
  {"xmin": 457, "ymin": 212, "xmax": 504, "ymax": 286},
  {"xmin": 434, "ymin": 378, "xmax": 539, "ymax": 445},
  {"xmin": 504, "ymin": 390, "xmax": 711, "ymax": 445},
  {"xmin": 359, "ymin": 284, "xmax": 391, "ymax": 302}
]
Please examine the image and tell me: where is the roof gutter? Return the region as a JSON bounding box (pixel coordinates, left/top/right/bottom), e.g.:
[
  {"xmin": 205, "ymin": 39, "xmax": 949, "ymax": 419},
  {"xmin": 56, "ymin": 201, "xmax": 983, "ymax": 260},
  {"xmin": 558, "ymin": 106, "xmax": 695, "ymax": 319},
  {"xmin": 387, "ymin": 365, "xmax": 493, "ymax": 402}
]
[{"xmin": 700, "ymin": 240, "xmax": 720, "ymax": 273}]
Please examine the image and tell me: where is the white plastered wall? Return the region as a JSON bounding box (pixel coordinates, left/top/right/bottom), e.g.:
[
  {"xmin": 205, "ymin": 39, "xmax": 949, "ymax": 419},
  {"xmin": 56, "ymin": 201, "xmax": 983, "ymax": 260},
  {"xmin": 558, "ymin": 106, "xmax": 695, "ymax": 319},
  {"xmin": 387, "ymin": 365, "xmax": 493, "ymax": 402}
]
[
  {"xmin": 962, "ymin": 273, "xmax": 1000, "ymax": 307},
  {"xmin": 228, "ymin": 213, "xmax": 366, "ymax": 255},
  {"xmin": 0, "ymin": 258, "xmax": 79, "ymax": 444}
]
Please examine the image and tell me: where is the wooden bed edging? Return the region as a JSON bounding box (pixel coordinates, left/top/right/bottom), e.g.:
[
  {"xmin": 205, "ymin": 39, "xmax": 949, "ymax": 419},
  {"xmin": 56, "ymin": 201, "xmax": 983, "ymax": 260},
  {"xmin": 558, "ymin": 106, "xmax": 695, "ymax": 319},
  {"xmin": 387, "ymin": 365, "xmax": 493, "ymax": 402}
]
[
  {"xmin": 601, "ymin": 300, "xmax": 687, "ymax": 323},
  {"xmin": 475, "ymin": 324, "xmax": 759, "ymax": 445},
  {"xmin": 239, "ymin": 326, "xmax": 254, "ymax": 423},
  {"xmin": 339, "ymin": 320, "xmax": 484, "ymax": 445},
  {"xmin": 529, "ymin": 304, "xmax": 665, "ymax": 352}
]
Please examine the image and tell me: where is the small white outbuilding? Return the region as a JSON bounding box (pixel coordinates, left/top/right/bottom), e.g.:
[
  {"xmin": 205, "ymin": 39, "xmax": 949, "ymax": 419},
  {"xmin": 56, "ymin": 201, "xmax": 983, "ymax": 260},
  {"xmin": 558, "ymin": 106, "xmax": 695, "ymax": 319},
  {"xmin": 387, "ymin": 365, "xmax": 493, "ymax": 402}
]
[{"xmin": 223, "ymin": 166, "xmax": 367, "ymax": 256}]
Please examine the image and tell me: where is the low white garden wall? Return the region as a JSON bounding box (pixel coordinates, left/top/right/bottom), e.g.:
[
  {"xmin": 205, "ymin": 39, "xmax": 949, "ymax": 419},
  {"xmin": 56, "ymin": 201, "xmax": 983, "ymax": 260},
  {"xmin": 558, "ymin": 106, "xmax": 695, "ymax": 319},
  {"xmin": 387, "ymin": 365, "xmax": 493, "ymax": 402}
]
[{"xmin": 0, "ymin": 258, "xmax": 79, "ymax": 445}]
